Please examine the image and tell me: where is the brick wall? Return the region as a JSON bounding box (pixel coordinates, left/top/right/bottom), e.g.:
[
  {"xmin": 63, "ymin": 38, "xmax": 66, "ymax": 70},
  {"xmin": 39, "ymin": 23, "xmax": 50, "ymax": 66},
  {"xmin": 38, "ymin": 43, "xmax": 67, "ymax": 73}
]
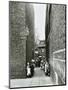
[
  {"xmin": 9, "ymin": 2, "xmax": 28, "ymax": 79},
  {"xmin": 25, "ymin": 4, "xmax": 35, "ymax": 62},
  {"xmin": 9, "ymin": 2, "xmax": 34, "ymax": 79},
  {"xmin": 45, "ymin": 4, "xmax": 66, "ymax": 85}
]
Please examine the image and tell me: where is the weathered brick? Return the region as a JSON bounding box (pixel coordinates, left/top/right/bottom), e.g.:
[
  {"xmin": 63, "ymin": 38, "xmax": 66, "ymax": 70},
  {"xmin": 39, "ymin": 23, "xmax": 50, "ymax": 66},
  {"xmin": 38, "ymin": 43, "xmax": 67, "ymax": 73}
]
[{"xmin": 45, "ymin": 4, "xmax": 66, "ymax": 84}]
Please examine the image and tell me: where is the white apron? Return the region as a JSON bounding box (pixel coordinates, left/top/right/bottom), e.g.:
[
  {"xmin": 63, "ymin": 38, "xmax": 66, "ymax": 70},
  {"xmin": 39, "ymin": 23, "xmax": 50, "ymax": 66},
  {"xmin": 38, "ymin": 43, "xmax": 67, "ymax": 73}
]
[{"xmin": 27, "ymin": 67, "xmax": 31, "ymax": 76}]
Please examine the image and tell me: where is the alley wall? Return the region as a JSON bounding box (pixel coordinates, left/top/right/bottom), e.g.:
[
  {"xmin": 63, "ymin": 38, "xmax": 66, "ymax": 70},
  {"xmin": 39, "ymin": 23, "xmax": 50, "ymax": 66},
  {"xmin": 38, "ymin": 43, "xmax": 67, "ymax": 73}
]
[{"xmin": 45, "ymin": 4, "xmax": 66, "ymax": 85}]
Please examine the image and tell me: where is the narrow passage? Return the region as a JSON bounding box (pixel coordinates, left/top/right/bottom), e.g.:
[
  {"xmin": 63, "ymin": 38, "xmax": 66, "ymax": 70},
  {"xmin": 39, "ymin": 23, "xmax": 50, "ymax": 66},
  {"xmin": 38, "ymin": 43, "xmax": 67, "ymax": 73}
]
[{"xmin": 10, "ymin": 67, "xmax": 54, "ymax": 88}]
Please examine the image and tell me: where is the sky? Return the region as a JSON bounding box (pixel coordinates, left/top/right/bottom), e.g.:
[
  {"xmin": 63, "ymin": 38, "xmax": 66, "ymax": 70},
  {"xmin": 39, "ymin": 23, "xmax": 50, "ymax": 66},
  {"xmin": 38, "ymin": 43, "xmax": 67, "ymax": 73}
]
[{"xmin": 33, "ymin": 4, "xmax": 46, "ymax": 44}]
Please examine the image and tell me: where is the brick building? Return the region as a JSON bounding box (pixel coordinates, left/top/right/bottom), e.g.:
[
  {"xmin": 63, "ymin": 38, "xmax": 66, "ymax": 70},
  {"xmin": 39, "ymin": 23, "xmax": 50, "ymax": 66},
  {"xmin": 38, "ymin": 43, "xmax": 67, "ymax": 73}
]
[
  {"xmin": 25, "ymin": 3, "xmax": 35, "ymax": 62},
  {"xmin": 9, "ymin": 2, "xmax": 34, "ymax": 79},
  {"xmin": 45, "ymin": 4, "xmax": 66, "ymax": 85}
]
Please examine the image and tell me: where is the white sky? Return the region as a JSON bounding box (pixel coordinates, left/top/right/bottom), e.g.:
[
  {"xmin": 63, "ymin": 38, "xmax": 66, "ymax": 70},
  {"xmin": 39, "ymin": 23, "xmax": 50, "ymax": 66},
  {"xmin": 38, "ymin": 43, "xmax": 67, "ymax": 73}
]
[{"xmin": 33, "ymin": 4, "xmax": 46, "ymax": 42}]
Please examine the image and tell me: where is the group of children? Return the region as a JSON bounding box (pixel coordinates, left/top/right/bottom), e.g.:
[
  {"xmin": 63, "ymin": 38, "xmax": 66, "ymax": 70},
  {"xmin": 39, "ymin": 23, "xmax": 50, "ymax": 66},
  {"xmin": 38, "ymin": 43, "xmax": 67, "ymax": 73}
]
[{"xmin": 26, "ymin": 59, "xmax": 50, "ymax": 78}]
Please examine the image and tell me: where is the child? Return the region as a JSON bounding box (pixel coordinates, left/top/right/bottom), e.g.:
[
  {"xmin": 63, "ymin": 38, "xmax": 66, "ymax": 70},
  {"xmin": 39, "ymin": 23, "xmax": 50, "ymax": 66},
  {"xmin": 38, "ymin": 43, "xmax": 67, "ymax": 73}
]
[
  {"xmin": 44, "ymin": 61, "xmax": 50, "ymax": 76},
  {"xmin": 27, "ymin": 62, "xmax": 31, "ymax": 77}
]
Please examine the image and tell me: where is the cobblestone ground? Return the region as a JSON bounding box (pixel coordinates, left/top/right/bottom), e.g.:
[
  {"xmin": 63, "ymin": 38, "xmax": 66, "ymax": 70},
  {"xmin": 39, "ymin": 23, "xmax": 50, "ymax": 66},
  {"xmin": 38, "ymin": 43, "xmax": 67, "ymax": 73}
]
[{"xmin": 10, "ymin": 68, "xmax": 54, "ymax": 88}]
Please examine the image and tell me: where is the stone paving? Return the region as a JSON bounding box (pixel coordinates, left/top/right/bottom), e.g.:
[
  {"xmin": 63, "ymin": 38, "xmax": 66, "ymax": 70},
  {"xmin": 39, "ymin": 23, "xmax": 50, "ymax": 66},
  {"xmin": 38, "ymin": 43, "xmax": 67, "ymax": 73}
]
[{"xmin": 10, "ymin": 68, "xmax": 54, "ymax": 88}]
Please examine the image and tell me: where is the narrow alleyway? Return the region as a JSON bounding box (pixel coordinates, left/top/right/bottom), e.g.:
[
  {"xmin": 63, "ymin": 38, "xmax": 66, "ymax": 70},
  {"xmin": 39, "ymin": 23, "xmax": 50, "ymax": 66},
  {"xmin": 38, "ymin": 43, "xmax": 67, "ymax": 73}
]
[{"xmin": 10, "ymin": 68, "xmax": 54, "ymax": 88}]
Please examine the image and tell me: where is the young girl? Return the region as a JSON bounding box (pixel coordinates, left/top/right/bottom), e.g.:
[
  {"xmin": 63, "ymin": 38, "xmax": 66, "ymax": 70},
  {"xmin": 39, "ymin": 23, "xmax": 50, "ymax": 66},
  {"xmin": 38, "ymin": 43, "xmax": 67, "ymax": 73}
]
[{"xmin": 27, "ymin": 62, "xmax": 31, "ymax": 77}]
